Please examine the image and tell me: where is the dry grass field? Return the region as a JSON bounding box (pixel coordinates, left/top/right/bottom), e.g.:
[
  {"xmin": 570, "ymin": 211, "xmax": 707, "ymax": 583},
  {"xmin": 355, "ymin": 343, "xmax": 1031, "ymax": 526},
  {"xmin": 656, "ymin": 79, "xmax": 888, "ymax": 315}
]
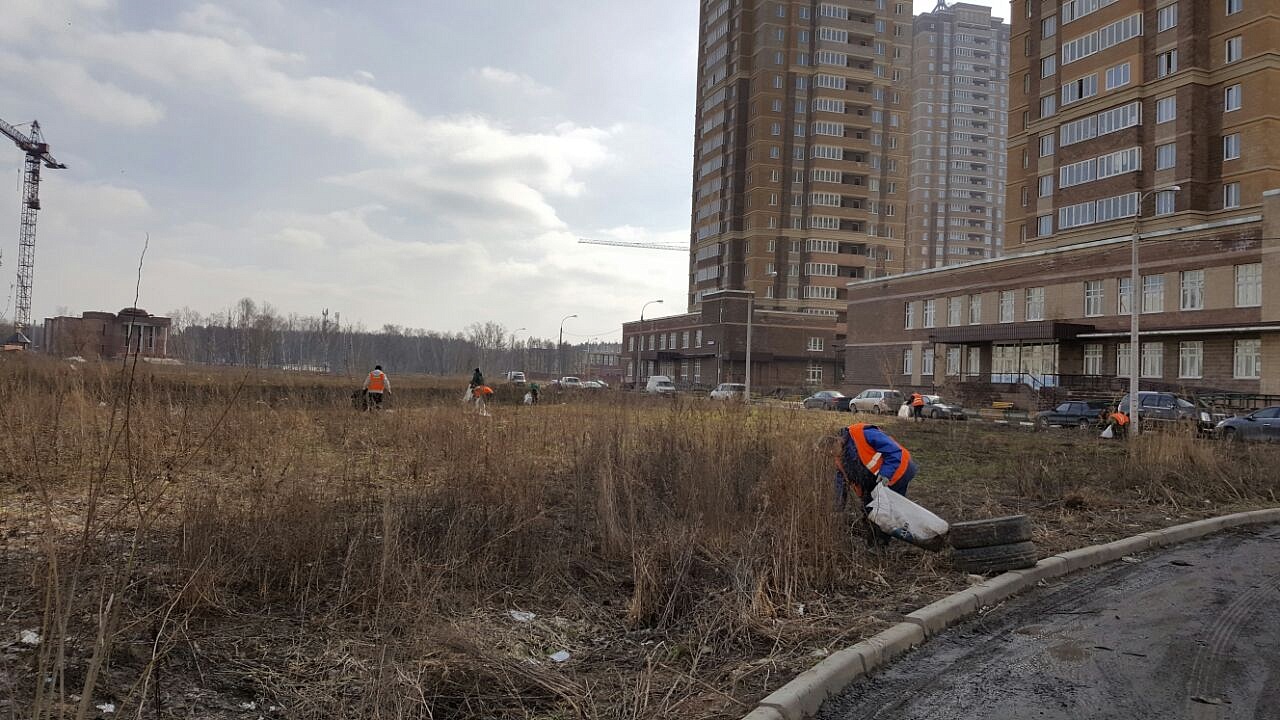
[{"xmin": 1, "ymin": 355, "xmax": 1277, "ymax": 719}]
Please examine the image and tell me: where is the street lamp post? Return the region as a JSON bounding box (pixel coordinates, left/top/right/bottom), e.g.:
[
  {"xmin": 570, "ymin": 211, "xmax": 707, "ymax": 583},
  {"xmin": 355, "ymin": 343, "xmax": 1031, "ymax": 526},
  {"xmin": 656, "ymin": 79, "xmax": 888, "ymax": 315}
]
[
  {"xmin": 637, "ymin": 300, "xmax": 663, "ymax": 389},
  {"xmin": 1128, "ymin": 185, "xmax": 1181, "ymax": 440},
  {"xmin": 511, "ymin": 327, "xmax": 527, "ymax": 375},
  {"xmin": 558, "ymin": 314, "xmax": 577, "ymax": 379},
  {"xmin": 744, "ymin": 272, "xmax": 777, "ymax": 401}
]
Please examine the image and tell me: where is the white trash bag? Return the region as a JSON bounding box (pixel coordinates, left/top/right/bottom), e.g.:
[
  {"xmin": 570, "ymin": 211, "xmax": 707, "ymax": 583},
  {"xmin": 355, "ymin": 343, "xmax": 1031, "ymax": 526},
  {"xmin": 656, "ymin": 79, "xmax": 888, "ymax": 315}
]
[
  {"xmin": 867, "ymin": 483, "xmax": 949, "ymax": 548},
  {"xmin": 1100, "ymin": 425, "xmax": 1114, "ymax": 439},
  {"xmin": 523, "ymin": 392, "xmax": 533, "ymax": 405},
  {"xmin": 897, "ymin": 403, "xmax": 911, "ymax": 419}
]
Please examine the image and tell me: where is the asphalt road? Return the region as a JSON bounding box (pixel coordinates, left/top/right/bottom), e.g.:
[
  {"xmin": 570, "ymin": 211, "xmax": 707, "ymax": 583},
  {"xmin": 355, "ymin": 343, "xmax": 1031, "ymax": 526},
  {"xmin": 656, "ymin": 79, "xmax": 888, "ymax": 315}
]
[{"xmin": 817, "ymin": 525, "xmax": 1280, "ymax": 720}]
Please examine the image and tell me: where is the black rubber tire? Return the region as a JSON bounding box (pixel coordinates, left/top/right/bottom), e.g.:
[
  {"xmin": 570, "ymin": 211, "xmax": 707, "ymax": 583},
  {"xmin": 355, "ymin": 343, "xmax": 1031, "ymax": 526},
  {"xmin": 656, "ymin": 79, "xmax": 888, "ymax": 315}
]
[
  {"xmin": 1077, "ymin": 418, "xmax": 1092, "ymax": 430},
  {"xmin": 953, "ymin": 541, "xmax": 1039, "ymax": 574},
  {"xmin": 948, "ymin": 515, "xmax": 1033, "ymax": 549}
]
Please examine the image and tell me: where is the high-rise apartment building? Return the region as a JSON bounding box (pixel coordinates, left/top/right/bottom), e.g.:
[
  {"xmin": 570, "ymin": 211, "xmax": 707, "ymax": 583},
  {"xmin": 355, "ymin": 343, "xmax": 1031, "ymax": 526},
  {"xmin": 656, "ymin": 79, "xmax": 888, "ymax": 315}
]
[
  {"xmin": 907, "ymin": 2, "xmax": 1010, "ymax": 269},
  {"xmin": 1008, "ymin": 0, "xmax": 1280, "ymax": 248},
  {"xmin": 689, "ymin": 0, "xmax": 915, "ymax": 324}
]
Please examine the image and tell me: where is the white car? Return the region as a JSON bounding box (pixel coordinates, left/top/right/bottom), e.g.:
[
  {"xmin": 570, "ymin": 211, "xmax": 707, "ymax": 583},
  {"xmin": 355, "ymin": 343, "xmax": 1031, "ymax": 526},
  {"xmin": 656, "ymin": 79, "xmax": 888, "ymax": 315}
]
[
  {"xmin": 645, "ymin": 375, "xmax": 676, "ymax": 394},
  {"xmin": 709, "ymin": 382, "xmax": 746, "ymax": 400},
  {"xmin": 558, "ymin": 376, "xmax": 583, "ymax": 389}
]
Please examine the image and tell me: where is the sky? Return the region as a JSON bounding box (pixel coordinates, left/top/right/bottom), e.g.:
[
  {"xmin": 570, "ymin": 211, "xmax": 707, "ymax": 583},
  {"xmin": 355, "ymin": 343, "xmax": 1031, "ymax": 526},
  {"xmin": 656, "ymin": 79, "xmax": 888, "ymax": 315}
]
[{"xmin": 0, "ymin": 0, "xmax": 1008, "ymax": 341}]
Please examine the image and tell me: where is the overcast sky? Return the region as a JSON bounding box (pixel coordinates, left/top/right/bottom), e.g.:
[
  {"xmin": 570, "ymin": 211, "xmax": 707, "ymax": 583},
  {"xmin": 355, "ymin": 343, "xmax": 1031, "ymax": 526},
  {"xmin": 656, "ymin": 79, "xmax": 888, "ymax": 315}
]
[{"xmin": 0, "ymin": 0, "xmax": 1007, "ymax": 341}]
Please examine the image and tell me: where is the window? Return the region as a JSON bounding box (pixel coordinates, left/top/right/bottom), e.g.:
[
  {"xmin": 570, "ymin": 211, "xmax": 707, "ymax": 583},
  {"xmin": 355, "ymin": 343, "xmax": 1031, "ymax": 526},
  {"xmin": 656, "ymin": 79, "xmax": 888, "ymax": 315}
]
[
  {"xmin": 921, "ymin": 347, "xmax": 935, "ymax": 376},
  {"xmin": 1157, "ymin": 3, "xmax": 1178, "ymax": 32},
  {"xmin": 1039, "ymin": 134, "xmax": 1054, "ymax": 157},
  {"xmin": 1025, "ymin": 287, "xmax": 1045, "ymax": 321},
  {"xmin": 1225, "ymin": 36, "xmax": 1242, "ymax": 64},
  {"xmin": 1037, "ymin": 215, "xmax": 1053, "ymax": 237},
  {"xmin": 1176, "ymin": 270, "xmax": 1206, "ymax": 311},
  {"xmin": 628, "ymin": 336, "xmax": 635, "ymax": 352},
  {"xmin": 1223, "ymin": 182, "xmax": 1241, "ymax": 209},
  {"xmin": 648, "ymin": 335, "xmax": 655, "ymax": 350},
  {"xmin": 1226, "ymin": 0, "xmax": 1242, "ymax": 15},
  {"xmin": 1061, "ymin": 13, "xmax": 1142, "ymax": 65},
  {"xmin": 999, "ymin": 291, "xmax": 1015, "ymax": 323},
  {"xmin": 1105, "ymin": 62, "xmax": 1130, "ymax": 90},
  {"xmin": 1156, "ymin": 96, "xmax": 1176, "ymax": 124},
  {"xmin": 1156, "ymin": 143, "xmax": 1176, "ymax": 170},
  {"xmin": 807, "ymin": 337, "xmax": 824, "ymax": 352},
  {"xmin": 1061, "ymin": 74, "xmax": 1098, "ymax": 105},
  {"xmin": 1041, "ymin": 55, "xmax": 1056, "ymax": 78},
  {"xmin": 1117, "ymin": 342, "xmax": 1132, "ymax": 377},
  {"xmin": 1084, "ymin": 280, "xmax": 1104, "ymax": 317},
  {"xmin": 1223, "ymin": 133, "xmax": 1241, "ymax": 161},
  {"xmin": 1084, "ymin": 344, "xmax": 1104, "ymax": 375},
  {"xmin": 807, "ymin": 362, "xmax": 823, "ymax": 383},
  {"xmin": 1155, "ymin": 190, "xmax": 1177, "ymax": 215},
  {"xmin": 1142, "ymin": 274, "xmax": 1165, "ymax": 314},
  {"xmin": 1179, "ymin": 341, "xmax": 1203, "ymax": 379},
  {"xmin": 1234, "ymin": 339, "xmax": 1261, "ymax": 379},
  {"xmin": 1038, "ymin": 175, "xmax": 1053, "ymax": 198},
  {"xmin": 1041, "ymin": 94, "xmax": 1056, "ymax": 119},
  {"xmin": 946, "ymin": 347, "xmax": 962, "ymax": 376},
  {"xmin": 1225, "ymin": 84, "xmax": 1242, "ymax": 112},
  {"xmin": 969, "ymin": 295, "xmax": 982, "ymax": 325},
  {"xmin": 903, "ymin": 348, "xmax": 914, "ymax": 375},
  {"xmin": 1235, "ymin": 263, "xmax": 1261, "ymax": 307},
  {"xmin": 923, "ymin": 299, "xmax": 937, "ymax": 328},
  {"xmin": 1141, "ymin": 342, "xmax": 1163, "ymax": 379},
  {"xmin": 1043, "ymin": 15, "xmax": 1057, "ymax": 37},
  {"xmin": 1156, "ymin": 50, "xmax": 1178, "ymax": 77},
  {"xmin": 905, "ymin": 302, "xmax": 916, "ymax": 329},
  {"xmin": 1118, "ymin": 277, "xmax": 1132, "ymax": 314},
  {"xmin": 949, "ymin": 297, "xmax": 963, "ymax": 327},
  {"xmin": 967, "ymin": 346, "xmax": 981, "ymax": 377}
]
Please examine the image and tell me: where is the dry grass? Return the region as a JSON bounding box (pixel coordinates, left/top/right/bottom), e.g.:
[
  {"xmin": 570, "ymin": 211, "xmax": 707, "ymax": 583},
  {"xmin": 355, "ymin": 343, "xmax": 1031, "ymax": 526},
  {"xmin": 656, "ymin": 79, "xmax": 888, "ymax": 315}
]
[{"xmin": 1, "ymin": 355, "xmax": 1277, "ymax": 719}]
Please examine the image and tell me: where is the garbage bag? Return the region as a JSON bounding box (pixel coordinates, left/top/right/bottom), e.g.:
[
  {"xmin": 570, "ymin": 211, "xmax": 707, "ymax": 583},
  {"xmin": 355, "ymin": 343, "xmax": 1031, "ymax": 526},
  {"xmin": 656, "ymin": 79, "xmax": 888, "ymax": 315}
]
[
  {"xmin": 868, "ymin": 483, "xmax": 949, "ymax": 548},
  {"xmin": 897, "ymin": 403, "xmax": 911, "ymax": 419},
  {"xmin": 523, "ymin": 392, "xmax": 533, "ymax": 405},
  {"xmin": 1100, "ymin": 426, "xmax": 1114, "ymax": 439}
]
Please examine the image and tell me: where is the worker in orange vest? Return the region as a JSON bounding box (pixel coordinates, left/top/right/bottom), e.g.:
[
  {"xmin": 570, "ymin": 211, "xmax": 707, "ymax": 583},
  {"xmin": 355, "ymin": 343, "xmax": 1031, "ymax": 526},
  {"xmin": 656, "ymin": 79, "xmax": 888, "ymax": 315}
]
[
  {"xmin": 820, "ymin": 423, "xmax": 918, "ymax": 546},
  {"xmin": 364, "ymin": 365, "xmax": 390, "ymax": 409},
  {"xmin": 472, "ymin": 384, "xmax": 495, "ymax": 416},
  {"xmin": 1106, "ymin": 406, "xmax": 1129, "ymax": 438},
  {"xmin": 910, "ymin": 391, "xmax": 926, "ymax": 422}
]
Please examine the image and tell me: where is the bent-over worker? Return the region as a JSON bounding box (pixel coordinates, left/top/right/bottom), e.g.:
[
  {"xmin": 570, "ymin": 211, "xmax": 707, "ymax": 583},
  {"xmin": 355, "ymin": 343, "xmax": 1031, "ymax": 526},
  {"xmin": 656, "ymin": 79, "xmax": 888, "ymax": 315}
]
[
  {"xmin": 910, "ymin": 392, "xmax": 926, "ymax": 422},
  {"xmin": 820, "ymin": 423, "xmax": 918, "ymax": 545}
]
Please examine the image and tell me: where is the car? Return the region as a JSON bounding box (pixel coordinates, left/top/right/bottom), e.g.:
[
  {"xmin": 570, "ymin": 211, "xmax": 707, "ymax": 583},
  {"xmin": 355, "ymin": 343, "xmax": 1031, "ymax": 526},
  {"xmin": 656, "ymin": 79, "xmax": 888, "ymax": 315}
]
[
  {"xmin": 1117, "ymin": 391, "xmax": 1212, "ymax": 430},
  {"xmin": 1214, "ymin": 406, "xmax": 1280, "ymax": 442},
  {"xmin": 644, "ymin": 375, "xmax": 676, "ymax": 394},
  {"xmin": 581, "ymin": 380, "xmax": 606, "ymax": 389},
  {"xmin": 803, "ymin": 390, "xmax": 850, "ymax": 411},
  {"xmin": 1033, "ymin": 400, "xmax": 1110, "ymax": 429},
  {"xmin": 709, "ymin": 382, "xmax": 747, "ymax": 400},
  {"xmin": 558, "ymin": 376, "xmax": 583, "ymax": 389},
  {"xmin": 850, "ymin": 389, "xmax": 906, "ymax": 414},
  {"xmin": 921, "ymin": 395, "xmax": 968, "ymax": 420},
  {"xmin": 503, "ymin": 371, "xmax": 526, "ymax": 386}
]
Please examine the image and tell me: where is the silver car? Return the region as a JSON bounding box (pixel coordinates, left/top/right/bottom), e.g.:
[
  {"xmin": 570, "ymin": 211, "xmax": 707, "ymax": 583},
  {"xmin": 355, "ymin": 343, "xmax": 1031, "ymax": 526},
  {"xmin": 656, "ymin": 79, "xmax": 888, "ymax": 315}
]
[
  {"xmin": 850, "ymin": 389, "xmax": 906, "ymax": 414},
  {"xmin": 1214, "ymin": 406, "xmax": 1280, "ymax": 442}
]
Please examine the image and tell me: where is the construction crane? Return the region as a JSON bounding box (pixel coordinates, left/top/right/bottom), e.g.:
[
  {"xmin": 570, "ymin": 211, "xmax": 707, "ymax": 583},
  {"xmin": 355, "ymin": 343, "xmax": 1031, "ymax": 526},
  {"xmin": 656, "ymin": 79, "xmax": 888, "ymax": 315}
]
[
  {"xmin": 578, "ymin": 237, "xmax": 686, "ymax": 252},
  {"xmin": 0, "ymin": 118, "xmax": 65, "ymax": 345}
]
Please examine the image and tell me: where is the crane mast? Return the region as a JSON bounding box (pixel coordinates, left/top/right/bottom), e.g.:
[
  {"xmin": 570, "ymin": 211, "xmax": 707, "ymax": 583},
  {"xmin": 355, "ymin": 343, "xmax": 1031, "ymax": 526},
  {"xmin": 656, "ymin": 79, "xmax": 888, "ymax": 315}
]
[{"xmin": 0, "ymin": 118, "xmax": 65, "ymax": 343}]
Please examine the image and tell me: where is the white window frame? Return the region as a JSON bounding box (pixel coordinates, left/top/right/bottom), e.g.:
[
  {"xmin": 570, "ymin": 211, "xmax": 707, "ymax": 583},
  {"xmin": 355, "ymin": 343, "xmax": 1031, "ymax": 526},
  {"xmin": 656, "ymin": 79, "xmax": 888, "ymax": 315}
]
[
  {"xmin": 1180, "ymin": 269, "xmax": 1205, "ymax": 311},
  {"xmin": 1118, "ymin": 276, "xmax": 1132, "ymax": 315},
  {"xmin": 1234, "ymin": 339, "xmax": 1261, "ymax": 379},
  {"xmin": 1223, "ymin": 182, "xmax": 1241, "ymax": 209},
  {"xmin": 1157, "ymin": 3, "xmax": 1178, "ymax": 32},
  {"xmin": 904, "ymin": 302, "xmax": 916, "ymax": 329},
  {"xmin": 807, "ymin": 337, "xmax": 824, "ymax": 352},
  {"xmin": 969, "ymin": 295, "xmax": 982, "ymax": 325},
  {"xmin": 999, "ymin": 290, "xmax": 1015, "ymax": 323},
  {"xmin": 1084, "ymin": 280, "xmax": 1104, "ymax": 317},
  {"xmin": 1141, "ymin": 342, "xmax": 1163, "ymax": 379},
  {"xmin": 1235, "ymin": 263, "xmax": 1261, "ymax": 307},
  {"xmin": 1223, "ymin": 133, "xmax": 1241, "ymax": 161},
  {"xmin": 1179, "ymin": 341, "xmax": 1203, "ymax": 379},
  {"xmin": 1225, "ymin": 36, "xmax": 1242, "ymax": 64},
  {"xmin": 1025, "ymin": 287, "xmax": 1046, "ymax": 321},
  {"xmin": 1155, "ymin": 96, "xmax": 1176, "ymax": 124},
  {"xmin": 1156, "ymin": 143, "xmax": 1176, "ymax": 171},
  {"xmin": 903, "ymin": 348, "xmax": 914, "ymax": 375},
  {"xmin": 1084, "ymin": 343, "xmax": 1104, "ymax": 375},
  {"xmin": 923, "ymin": 299, "xmax": 937, "ymax": 328},
  {"xmin": 1142, "ymin": 274, "xmax": 1165, "ymax": 314},
  {"xmin": 1225, "ymin": 84, "xmax": 1242, "ymax": 112}
]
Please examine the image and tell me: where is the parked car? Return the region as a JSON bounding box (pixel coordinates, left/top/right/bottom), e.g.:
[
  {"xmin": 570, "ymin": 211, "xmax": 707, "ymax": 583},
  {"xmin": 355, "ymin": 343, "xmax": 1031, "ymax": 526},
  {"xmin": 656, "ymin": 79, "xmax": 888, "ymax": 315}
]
[
  {"xmin": 709, "ymin": 383, "xmax": 747, "ymax": 400},
  {"xmin": 1033, "ymin": 400, "xmax": 1110, "ymax": 429},
  {"xmin": 581, "ymin": 380, "xmax": 607, "ymax": 389},
  {"xmin": 644, "ymin": 375, "xmax": 676, "ymax": 394},
  {"xmin": 503, "ymin": 371, "xmax": 526, "ymax": 386},
  {"xmin": 803, "ymin": 390, "xmax": 851, "ymax": 411},
  {"xmin": 1117, "ymin": 391, "xmax": 1212, "ymax": 430},
  {"xmin": 850, "ymin": 389, "xmax": 906, "ymax": 414},
  {"xmin": 1214, "ymin": 406, "xmax": 1280, "ymax": 442},
  {"xmin": 558, "ymin": 376, "xmax": 583, "ymax": 389},
  {"xmin": 922, "ymin": 395, "xmax": 967, "ymax": 420}
]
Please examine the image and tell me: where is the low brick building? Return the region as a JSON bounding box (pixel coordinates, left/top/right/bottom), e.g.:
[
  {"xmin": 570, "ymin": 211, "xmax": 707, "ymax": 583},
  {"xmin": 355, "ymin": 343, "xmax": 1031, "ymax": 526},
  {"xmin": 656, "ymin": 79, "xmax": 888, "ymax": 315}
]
[
  {"xmin": 844, "ymin": 191, "xmax": 1280, "ymax": 406},
  {"xmin": 621, "ymin": 290, "xmax": 844, "ymax": 392},
  {"xmin": 43, "ymin": 307, "xmax": 172, "ymax": 360}
]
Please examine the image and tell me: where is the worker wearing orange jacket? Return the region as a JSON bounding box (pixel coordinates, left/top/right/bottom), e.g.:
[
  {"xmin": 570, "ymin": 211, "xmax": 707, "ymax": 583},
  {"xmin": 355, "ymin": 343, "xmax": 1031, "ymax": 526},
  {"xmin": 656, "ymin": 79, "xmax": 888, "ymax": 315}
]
[
  {"xmin": 364, "ymin": 365, "xmax": 390, "ymax": 408},
  {"xmin": 823, "ymin": 423, "xmax": 917, "ymax": 512},
  {"xmin": 910, "ymin": 392, "xmax": 926, "ymax": 422}
]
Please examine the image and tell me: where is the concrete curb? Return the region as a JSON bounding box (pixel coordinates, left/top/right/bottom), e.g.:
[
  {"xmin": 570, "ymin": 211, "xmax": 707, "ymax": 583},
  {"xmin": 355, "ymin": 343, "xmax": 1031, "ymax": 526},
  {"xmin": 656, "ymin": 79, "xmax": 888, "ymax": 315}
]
[{"xmin": 740, "ymin": 507, "xmax": 1280, "ymax": 720}]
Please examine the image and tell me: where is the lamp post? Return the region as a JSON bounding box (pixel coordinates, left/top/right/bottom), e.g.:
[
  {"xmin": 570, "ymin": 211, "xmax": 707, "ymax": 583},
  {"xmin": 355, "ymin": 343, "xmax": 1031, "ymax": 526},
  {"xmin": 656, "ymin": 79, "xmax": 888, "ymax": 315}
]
[
  {"xmin": 637, "ymin": 299, "xmax": 663, "ymax": 389},
  {"xmin": 1128, "ymin": 185, "xmax": 1181, "ymax": 440},
  {"xmin": 511, "ymin": 327, "xmax": 526, "ymax": 375},
  {"xmin": 557, "ymin": 314, "xmax": 577, "ymax": 379},
  {"xmin": 744, "ymin": 272, "xmax": 777, "ymax": 401}
]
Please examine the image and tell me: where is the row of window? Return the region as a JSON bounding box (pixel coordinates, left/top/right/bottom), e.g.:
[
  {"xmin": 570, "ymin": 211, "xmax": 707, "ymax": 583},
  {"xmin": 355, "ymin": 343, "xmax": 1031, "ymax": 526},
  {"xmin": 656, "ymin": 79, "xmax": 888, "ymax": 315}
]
[
  {"xmin": 902, "ymin": 339, "xmax": 1261, "ymax": 381},
  {"xmin": 628, "ymin": 329, "xmax": 705, "ymax": 353},
  {"xmin": 904, "ymin": 264, "xmax": 1262, "ymax": 330}
]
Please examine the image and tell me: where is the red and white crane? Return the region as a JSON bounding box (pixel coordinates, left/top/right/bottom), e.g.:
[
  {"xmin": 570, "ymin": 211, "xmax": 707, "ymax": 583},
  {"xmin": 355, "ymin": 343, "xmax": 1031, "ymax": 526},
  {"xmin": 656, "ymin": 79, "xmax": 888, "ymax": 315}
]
[{"xmin": 1, "ymin": 118, "xmax": 66, "ymax": 345}]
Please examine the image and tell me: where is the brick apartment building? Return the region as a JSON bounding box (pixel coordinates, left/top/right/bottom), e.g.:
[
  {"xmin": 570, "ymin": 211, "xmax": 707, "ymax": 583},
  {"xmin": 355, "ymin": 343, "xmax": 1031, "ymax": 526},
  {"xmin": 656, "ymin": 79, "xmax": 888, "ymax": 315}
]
[
  {"xmin": 43, "ymin": 307, "xmax": 172, "ymax": 360},
  {"xmin": 844, "ymin": 0, "xmax": 1280, "ymax": 404},
  {"xmin": 907, "ymin": 2, "xmax": 1010, "ymax": 269},
  {"xmin": 622, "ymin": 291, "xmax": 843, "ymax": 391}
]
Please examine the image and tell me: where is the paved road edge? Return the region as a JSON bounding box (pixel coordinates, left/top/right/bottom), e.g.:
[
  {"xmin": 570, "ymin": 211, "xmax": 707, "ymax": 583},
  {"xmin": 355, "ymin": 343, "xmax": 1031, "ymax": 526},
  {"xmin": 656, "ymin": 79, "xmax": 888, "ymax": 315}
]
[{"xmin": 746, "ymin": 507, "xmax": 1280, "ymax": 720}]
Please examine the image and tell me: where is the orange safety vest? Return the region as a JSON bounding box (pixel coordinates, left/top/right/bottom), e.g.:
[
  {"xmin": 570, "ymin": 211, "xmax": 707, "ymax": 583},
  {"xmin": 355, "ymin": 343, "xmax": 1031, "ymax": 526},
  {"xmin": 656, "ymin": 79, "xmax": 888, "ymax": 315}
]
[
  {"xmin": 367, "ymin": 371, "xmax": 385, "ymax": 393},
  {"xmin": 473, "ymin": 385, "xmax": 494, "ymax": 397},
  {"xmin": 911, "ymin": 393, "xmax": 925, "ymax": 407},
  {"xmin": 1112, "ymin": 411, "xmax": 1129, "ymax": 427},
  {"xmin": 846, "ymin": 422, "xmax": 914, "ymax": 486}
]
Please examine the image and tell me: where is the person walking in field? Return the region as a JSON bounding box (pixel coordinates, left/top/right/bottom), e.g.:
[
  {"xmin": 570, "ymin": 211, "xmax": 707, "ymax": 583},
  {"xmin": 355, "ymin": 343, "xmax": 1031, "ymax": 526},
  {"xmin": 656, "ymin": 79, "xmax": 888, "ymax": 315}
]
[
  {"xmin": 364, "ymin": 365, "xmax": 390, "ymax": 409},
  {"xmin": 819, "ymin": 422, "xmax": 918, "ymax": 546},
  {"xmin": 472, "ymin": 384, "xmax": 495, "ymax": 416},
  {"xmin": 910, "ymin": 391, "xmax": 926, "ymax": 422}
]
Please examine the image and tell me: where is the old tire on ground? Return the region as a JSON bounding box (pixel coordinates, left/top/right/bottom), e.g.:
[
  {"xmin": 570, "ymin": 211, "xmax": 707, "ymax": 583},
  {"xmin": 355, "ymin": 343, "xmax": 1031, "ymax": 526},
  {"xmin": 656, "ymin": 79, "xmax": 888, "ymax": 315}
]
[
  {"xmin": 953, "ymin": 541, "xmax": 1039, "ymax": 574},
  {"xmin": 948, "ymin": 515, "xmax": 1033, "ymax": 549}
]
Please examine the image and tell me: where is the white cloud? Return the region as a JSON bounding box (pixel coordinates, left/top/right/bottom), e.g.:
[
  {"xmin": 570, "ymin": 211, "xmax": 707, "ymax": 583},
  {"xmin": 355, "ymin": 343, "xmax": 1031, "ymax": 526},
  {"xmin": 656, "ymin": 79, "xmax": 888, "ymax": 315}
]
[
  {"xmin": 0, "ymin": 52, "xmax": 164, "ymax": 127},
  {"xmin": 477, "ymin": 66, "xmax": 552, "ymax": 95}
]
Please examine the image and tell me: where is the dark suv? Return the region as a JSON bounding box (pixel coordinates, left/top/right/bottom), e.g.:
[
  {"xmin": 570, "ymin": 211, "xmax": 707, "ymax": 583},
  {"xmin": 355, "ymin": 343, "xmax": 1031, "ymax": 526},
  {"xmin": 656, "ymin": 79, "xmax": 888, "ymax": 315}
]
[
  {"xmin": 1117, "ymin": 392, "xmax": 1212, "ymax": 430},
  {"xmin": 1034, "ymin": 400, "xmax": 1110, "ymax": 429}
]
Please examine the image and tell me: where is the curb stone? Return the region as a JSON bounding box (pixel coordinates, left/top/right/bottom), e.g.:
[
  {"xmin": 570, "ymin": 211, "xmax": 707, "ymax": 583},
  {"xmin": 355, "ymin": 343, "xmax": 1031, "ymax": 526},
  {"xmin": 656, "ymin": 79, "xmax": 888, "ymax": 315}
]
[{"xmin": 741, "ymin": 507, "xmax": 1280, "ymax": 720}]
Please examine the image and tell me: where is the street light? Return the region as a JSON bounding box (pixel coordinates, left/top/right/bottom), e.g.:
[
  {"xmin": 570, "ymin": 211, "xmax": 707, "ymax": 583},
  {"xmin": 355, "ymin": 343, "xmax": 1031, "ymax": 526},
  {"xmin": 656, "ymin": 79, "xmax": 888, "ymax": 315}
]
[
  {"xmin": 637, "ymin": 299, "xmax": 663, "ymax": 388},
  {"xmin": 558, "ymin": 314, "xmax": 577, "ymax": 379},
  {"xmin": 1128, "ymin": 185, "xmax": 1181, "ymax": 440},
  {"xmin": 511, "ymin": 327, "xmax": 527, "ymax": 374},
  {"xmin": 744, "ymin": 271, "xmax": 777, "ymax": 401}
]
